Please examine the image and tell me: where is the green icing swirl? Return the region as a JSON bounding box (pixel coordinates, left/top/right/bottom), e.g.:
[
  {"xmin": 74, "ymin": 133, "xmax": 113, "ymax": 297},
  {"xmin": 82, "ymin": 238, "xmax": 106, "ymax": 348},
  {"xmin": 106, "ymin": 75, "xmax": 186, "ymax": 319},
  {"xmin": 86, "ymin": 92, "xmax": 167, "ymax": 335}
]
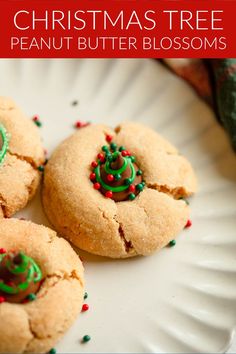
[
  {"xmin": 95, "ymin": 157, "xmax": 136, "ymax": 192},
  {"xmin": 0, "ymin": 124, "xmax": 9, "ymax": 165},
  {"xmin": 104, "ymin": 154, "xmax": 128, "ymax": 175}
]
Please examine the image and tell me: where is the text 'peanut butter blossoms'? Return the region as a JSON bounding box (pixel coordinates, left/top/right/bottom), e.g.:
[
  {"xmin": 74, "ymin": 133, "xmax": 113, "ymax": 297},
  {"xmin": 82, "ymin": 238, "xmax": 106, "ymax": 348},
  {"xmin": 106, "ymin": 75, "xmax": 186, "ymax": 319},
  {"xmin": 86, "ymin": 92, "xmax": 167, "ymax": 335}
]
[
  {"xmin": 0, "ymin": 250, "xmax": 42, "ymax": 303},
  {"xmin": 90, "ymin": 141, "xmax": 144, "ymax": 202}
]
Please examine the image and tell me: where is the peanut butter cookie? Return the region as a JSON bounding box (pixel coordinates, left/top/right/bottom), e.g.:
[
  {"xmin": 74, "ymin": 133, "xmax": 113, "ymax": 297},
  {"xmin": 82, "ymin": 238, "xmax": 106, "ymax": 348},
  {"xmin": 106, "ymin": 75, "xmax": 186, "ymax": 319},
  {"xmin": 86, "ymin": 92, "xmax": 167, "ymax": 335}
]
[{"xmin": 43, "ymin": 122, "xmax": 197, "ymax": 258}]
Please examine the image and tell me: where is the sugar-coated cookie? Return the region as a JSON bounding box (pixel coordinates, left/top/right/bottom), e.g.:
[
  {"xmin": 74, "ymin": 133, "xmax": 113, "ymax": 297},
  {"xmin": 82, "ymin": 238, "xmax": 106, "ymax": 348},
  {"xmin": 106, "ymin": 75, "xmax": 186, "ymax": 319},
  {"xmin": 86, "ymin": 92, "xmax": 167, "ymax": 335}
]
[
  {"xmin": 0, "ymin": 218, "xmax": 84, "ymax": 354},
  {"xmin": 0, "ymin": 97, "xmax": 45, "ymax": 217},
  {"xmin": 43, "ymin": 122, "xmax": 197, "ymax": 258}
]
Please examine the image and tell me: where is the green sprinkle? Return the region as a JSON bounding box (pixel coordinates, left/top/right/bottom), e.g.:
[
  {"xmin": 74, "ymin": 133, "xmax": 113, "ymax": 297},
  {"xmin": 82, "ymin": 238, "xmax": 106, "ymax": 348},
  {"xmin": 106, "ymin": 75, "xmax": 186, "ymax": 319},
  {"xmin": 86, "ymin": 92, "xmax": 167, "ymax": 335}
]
[
  {"xmin": 142, "ymin": 181, "xmax": 146, "ymax": 187},
  {"xmin": 179, "ymin": 197, "xmax": 189, "ymax": 205},
  {"xmin": 102, "ymin": 145, "xmax": 109, "ymax": 152},
  {"xmin": 82, "ymin": 335, "xmax": 91, "ymax": 343},
  {"xmin": 136, "ymin": 183, "xmax": 144, "ymax": 192},
  {"xmin": 27, "ymin": 293, "xmax": 36, "ymax": 301},
  {"xmin": 136, "ymin": 170, "xmax": 142, "ymax": 176},
  {"xmin": 130, "ymin": 156, "xmax": 136, "ymax": 163},
  {"xmin": 115, "ymin": 174, "xmax": 121, "ymax": 181},
  {"xmin": 112, "ymin": 151, "xmax": 119, "ymax": 161},
  {"xmin": 169, "ymin": 240, "xmax": 176, "ymax": 247},
  {"xmin": 34, "ymin": 121, "xmax": 42, "ymax": 127},
  {"xmin": 84, "ymin": 292, "xmax": 88, "ymax": 300},
  {"xmin": 38, "ymin": 165, "xmax": 44, "ymax": 172},
  {"xmin": 129, "ymin": 193, "xmax": 136, "ymax": 201},
  {"xmin": 107, "ymin": 154, "xmax": 113, "ymax": 162},
  {"xmin": 110, "ymin": 142, "xmax": 117, "ymax": 151},
  {"xmin": 48, "ymin": 348, "xmax": 56, "ymax": 354},
  {"xmin": 124, "ymin": 178, "xmax": 132, "ymax": 186},
  {"xmin": 119, "ymin": 146, "xmax": 125, "ymax": 152}
]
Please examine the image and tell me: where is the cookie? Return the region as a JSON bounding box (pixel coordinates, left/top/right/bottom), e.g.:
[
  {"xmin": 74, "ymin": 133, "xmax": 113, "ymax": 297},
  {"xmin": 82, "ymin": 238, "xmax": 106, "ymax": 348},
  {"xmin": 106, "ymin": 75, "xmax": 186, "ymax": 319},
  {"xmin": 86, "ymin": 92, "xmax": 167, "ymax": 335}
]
[
  {"xmin": 0, "ymin": 218, "xmax": 84, "ymax": 354},
  {"xmin": 42, "ymin": 122, "xmax": 197, "ymax": 258},
  {"xmin": 0, "ymin": 97, "xmax": 45, "ymax": 217}
]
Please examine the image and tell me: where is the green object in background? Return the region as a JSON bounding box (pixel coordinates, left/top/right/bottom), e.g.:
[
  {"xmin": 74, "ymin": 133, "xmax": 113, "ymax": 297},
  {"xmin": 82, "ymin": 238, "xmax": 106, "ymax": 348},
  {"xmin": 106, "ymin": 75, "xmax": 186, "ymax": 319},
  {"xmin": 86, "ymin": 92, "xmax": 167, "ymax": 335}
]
[{"xmin": 211, "ymin": 59, "xmax": 236, "ymax": 150}]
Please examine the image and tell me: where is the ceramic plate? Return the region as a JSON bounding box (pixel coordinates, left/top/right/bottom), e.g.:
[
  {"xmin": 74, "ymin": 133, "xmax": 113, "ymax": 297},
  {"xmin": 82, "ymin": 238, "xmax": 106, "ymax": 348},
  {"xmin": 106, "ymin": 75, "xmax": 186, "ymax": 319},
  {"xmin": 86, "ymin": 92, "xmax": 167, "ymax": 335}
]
[{"xmin": 0, "ymin": 59, "xmax": 235, "ymax": 353}]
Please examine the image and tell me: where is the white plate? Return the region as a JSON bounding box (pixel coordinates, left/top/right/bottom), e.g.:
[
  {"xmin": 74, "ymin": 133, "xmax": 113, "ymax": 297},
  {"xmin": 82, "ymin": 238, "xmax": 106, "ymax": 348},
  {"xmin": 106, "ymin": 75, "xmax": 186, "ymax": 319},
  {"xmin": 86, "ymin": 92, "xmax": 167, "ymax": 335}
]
[{"xmin": 0, "ymin": 59, "xmax": 236, "ymax": 354}]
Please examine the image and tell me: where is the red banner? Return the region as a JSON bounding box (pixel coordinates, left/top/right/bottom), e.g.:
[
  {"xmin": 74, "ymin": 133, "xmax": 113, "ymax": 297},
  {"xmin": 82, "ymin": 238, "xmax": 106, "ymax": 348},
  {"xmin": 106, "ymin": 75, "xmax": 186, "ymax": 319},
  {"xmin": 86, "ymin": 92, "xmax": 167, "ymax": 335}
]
[{"xmin": 0, "ymin": 0, "xmax": 235, "ymax": 58}]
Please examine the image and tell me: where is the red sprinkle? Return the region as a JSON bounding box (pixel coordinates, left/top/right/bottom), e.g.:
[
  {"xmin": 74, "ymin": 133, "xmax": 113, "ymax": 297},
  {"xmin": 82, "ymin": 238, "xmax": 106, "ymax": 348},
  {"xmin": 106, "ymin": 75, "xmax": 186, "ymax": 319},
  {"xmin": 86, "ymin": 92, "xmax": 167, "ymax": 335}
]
[
  {"xmin": 90, "ymin": 173, "xmax": 96, "ymax": 181},
  {"xmin": 6, "ymin": 281, "xmax": 14, "ymax": 286},
  {"xmin": 97, "ymin": 153, "xmax": 105, "ymax": 163},
  {"xmin": 121, "ymin": 150, "xmax": 128, "ymax": 157},
  {"xmin": 75, "ymin": 121, "xmax": 90, "ymax": 129},
  {"xmin": 91, "ymin": 161, "xmax": 98, "ymax": 168},
  {"xmin": 105, "ymin": 191, "xmax": 113, "ymax": 198},
  {"xmin": 185, "ymin": 219, "xmax": 192, "ymax": 228},
  {"xmin": 75, "ymin": 121, "xmax": 83, "ymax": 128},
  {"xmin": 0, "ymin": 248, "xmax": 6, "ymax": 254},
  {"xmin": 106, "ymin": 134, "xmax": 113, "ymax": 143},
  {"xmin": 0, "ymin": 296, "xmax": 6, "ymax": 304},
  {"xmin": 107, "ymin": 174, "xmax": 114, "ymax": 182},
  {"xmin": 32, "ymin": 115, "xmax": 39, "ymax": 122},
  {"xmin": 129, "ymin": 185, "xmax": 135, "ymax": 193},
  {"xmin": 21, "ymin": 298, "xmax": 29, "ymax": 304},
  {"xmin": 82, "ymin": 304, "xmax": 89, "ymax": 312},
  {"xmin": 93, "ymin": 182, "xmax": 101, "ymax": 190}
]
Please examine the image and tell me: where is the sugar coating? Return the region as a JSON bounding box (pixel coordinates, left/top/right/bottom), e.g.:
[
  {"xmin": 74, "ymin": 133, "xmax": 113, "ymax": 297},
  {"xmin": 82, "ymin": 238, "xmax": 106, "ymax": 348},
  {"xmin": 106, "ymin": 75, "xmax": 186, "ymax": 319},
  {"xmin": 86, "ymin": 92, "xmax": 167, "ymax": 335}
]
[{"xmin": 43, "ymin": 122, "xmax": 197, "ymax": 258}]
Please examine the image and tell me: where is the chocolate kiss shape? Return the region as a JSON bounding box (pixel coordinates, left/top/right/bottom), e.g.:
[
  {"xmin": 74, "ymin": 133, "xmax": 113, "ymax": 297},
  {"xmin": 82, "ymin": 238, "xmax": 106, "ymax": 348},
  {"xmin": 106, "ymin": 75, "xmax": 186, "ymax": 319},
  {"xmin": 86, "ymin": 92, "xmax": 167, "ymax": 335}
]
[
  {"xmin": 100, "ymin": 154, "xmax": 142, "ymax": 202},
  {"xmin": 0, "ymin": 252, "xmax": 41, "ymax": 303}
]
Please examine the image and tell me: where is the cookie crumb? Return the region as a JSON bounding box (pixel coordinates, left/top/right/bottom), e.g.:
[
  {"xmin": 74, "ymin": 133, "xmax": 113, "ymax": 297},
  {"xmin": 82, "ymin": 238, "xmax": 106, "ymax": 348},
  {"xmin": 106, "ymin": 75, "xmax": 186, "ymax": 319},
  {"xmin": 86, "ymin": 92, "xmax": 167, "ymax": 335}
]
[{"xmin": 71, "ymin": 100, "xmax": 79, "ymax": 106}]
